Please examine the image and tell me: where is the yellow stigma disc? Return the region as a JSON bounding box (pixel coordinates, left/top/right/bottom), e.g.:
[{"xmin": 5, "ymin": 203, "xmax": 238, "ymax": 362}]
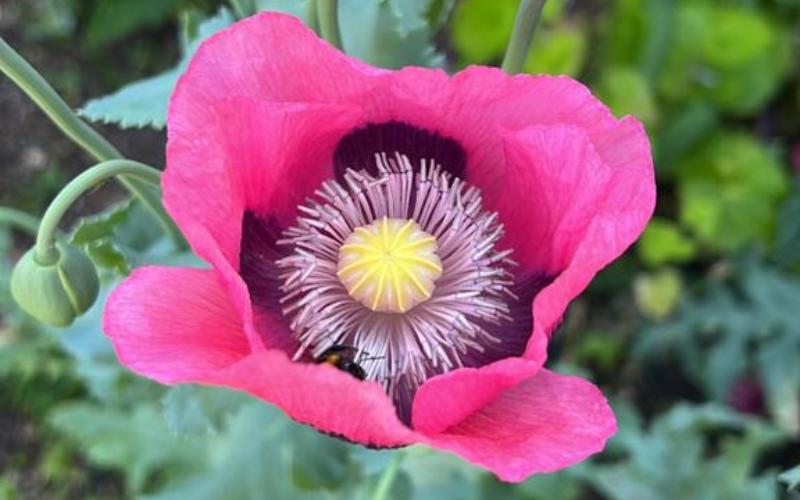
[{"xmin": 337, "ymin": 217, "xmax": 443, "ymax": 313}]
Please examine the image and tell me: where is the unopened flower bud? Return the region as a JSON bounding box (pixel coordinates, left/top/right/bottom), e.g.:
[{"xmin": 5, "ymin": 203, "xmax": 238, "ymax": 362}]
[{"xmin": 10, "ymin": 242, "xmax": 99, "ymax": 327}]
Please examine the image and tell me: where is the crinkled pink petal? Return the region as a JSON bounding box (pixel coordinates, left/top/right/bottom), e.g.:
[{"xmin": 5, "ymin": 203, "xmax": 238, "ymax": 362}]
[
  {"xmin": 355, "ymin": 67, "xmax": 651, "ymax": 200},
  {"xmin": 165, "ymin": 97, "xmax": 363, "ymax": 269},
  {"xmin": 103, "ymin": 266, "xmax": 416, "ymax": 447},
  {"xmin": 114, "ymin": 12, "xmax": 655, "ymax": 480},
  {"xmin": 497, "ymin": 124, "xmax": 617, "ymax": 276},
  {"xmin": 208, "ymin": 351, "xmax": 417, "ymax": 447},
  {"xmin": 168, "ymin": 14, "xmax": 653, "ymax": 289},
  {"xmin": 172, "ymin": 12, "xmax": 383, "ymax": 107},
  {"xmin": 526, "ymin": 123, "xmax": 655, "ymax": 334},
  {"xmin": 103, "ymin": 266, "xmax": 250, "ymax": 382},
  {"xmin": 423, "ymin": 369, "xmax": 617, "ymax": 482},
  {"xmin": 411, "ymin": 321, "xmax": 548, "ymax": 434}
]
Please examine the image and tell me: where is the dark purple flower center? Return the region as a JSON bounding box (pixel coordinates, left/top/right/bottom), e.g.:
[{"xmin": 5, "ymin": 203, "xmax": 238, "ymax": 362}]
[{"xmin": 239, "ymin": 122, "xmax": 550, "ymax": 425}]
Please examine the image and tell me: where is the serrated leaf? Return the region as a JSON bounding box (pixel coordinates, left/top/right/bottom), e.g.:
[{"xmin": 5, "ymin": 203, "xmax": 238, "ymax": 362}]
[
  {"xmin": 339, "ymin": 0, "xmax": 444, "ymax": 68},
  {"xmin": 634, "ymin": 257, "xmax": 800, "ymax": 420},
  {"xmin": 162, "ymin": 385, "xmax": 251, "ymax": 436},
  {"xmin": 85, "ymin": 239, "xmax": 131, "ymax": 275},
  {"xmin": 142, "ymin": 403, "xmax": 321, "ymax": 500},
  {"xmin": 70, "ymin": 200, "xmax": 135, "ymax": 274},
  {"xmin": 755, "ymin": 333, "xmax": 800, "ymax": 436},
  {"xmin": 256, "ymin": 0, "xmax": 445, "ymax": 68},
  {"xmin": 586, "ymin": 405, "xmax": 783, "ymax": 500},
  {"xmin": 779, "ymin": 464, "xmax": 800, "ymax": 491},
  {"xmin": 80, "ymin": 8, "xmax": 235, "ymax": 129},
  {"xmin": 70, "ymin": 200, "xmax": 132, "ymax": 245},
  {"xmin": 79, "ymin": 70, "xmax": 178, "ymax": 129},
  {"xmin": 48, "ymin": 402, "xmax": 205, "ymax": 493}
]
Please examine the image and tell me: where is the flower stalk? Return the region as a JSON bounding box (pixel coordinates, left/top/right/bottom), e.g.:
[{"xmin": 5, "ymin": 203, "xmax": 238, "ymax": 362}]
[
  {"xmin": 372, "ymin": 449, "xmax": 405, "ymax": 500},
  {"xmin": 306, "ymin": 0, "xmax": 320, "ymax": 33},
  {"xmin": 501, "ymin": 0, "xmax": 548, "ymax": 75},
  {"xmin": 0, "ymin": 37, "xmax": 185, "ymax": 250},
  {"xmin": 318, "ymin": 0, "xmax": 343, "ymax": 50},
  {"xmin": 35, "ymin": 160, "xmax": 162, "ymax": 266},
  {"xmin": 0, "ymin": 207, "xmax": 40, "ymax": 236}
]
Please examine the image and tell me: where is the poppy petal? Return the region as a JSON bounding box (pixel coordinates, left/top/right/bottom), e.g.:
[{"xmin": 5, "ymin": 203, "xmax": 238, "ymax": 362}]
[
  {"xmin": 498, "ymin": 123, "xmax": 654, "ymax": 338},
  {"xmin": 172, "ymin": 12, "xmax": 382, "ymax": 107},
  {"xmin": 165, "ymin": 98, "xmax": 363, "ymax": 270},
  {"xmin": 207, "ymin": 351, "xmax": 418, "ymax": 448},
  {"xmin": 103, "ymin": 266, "xmax": 250, "ymax": 383},
  {"xmin": 424, "ymin": 369, "xmax": 617, "ymax": 482}
]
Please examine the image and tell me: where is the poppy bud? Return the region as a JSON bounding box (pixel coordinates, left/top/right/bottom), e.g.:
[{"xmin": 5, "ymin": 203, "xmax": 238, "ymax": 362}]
[{"xmin": 10, "ymin": 242, "xmax": 99, "ymax": 327}]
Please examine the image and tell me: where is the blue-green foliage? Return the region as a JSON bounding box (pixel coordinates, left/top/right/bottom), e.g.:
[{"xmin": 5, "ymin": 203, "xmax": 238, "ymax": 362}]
[{"xmin": 2, "ymin": 0, "xmax": 799, "ymax": 498}]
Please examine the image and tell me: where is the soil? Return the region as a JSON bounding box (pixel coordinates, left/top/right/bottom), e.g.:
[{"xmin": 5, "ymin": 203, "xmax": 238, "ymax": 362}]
[{"xmin": 0, "ymin": 0, "xmax": 174, "ymax": 219}]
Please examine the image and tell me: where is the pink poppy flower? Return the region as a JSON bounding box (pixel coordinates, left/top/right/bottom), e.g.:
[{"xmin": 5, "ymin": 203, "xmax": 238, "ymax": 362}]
[{"xmin": 103, "ymin": 13, "xmax": 655, "ymax": 481}]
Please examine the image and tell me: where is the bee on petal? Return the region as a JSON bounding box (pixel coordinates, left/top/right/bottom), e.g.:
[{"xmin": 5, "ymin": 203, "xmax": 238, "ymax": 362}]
[{"xmin": 315, "ymin": 345, "xmax": 367, "ymax": 381}]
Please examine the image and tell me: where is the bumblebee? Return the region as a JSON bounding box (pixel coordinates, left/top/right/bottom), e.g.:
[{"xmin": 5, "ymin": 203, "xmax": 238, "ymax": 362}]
[{"xmin": 315, "ymin": 345, "xmax": 367, "ymax": 381}]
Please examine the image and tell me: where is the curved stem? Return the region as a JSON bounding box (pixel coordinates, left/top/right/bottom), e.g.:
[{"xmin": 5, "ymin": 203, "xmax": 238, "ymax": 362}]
[
  {"xmin": 35, "ymin": 160, "xmax": 163, "ymax": 265},
  {"xmin": 0, "ymin": 207, "xmax": 40, "ymax": 236},
  {"xmin": 501, "ymin": 0, "xmax": 548, "ymax": 75},
  {"xmin": 318, "ymin": 0, "xmax": 343, "ymax": 50},
  {"xmin": 371, "ymin": 450, "xmax": 405, "ymax": 500},
  {"xmin": 0, "ymin": 37, "xmax": 185, "ymax": 250}
]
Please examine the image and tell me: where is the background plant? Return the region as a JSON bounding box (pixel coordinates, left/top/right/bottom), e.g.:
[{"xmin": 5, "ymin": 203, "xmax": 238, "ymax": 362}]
[{"xmin": 1, "ymin": 0, "xmax": 799, "ymax": 499}]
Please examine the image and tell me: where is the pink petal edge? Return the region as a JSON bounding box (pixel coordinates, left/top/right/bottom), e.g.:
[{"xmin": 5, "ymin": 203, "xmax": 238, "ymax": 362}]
[
  {"xmin": 103, "ymin": 266, "xmax": 250, "ymax": 382},
  {"xmin": 423, "ymin": 369, "xmax": 618, "ymax": 482}
]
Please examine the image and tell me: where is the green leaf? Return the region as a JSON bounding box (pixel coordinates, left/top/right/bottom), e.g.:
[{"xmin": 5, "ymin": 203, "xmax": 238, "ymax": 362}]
[
  {"xmin": 142, "ymin": 403, "xmax": 323, "ymax": 500},
  {"xmin": 774, "ymin": 179, "xmax": 800, "ymax": 271},
  {"xmin": 83, "ymin": 0, "xmax": 181, "ymax": 49},
  {"xmin": 637, "ymin": 219, "xmax": 697, "ymax": 267},
  {"xmin": 595, "ymin": 66, "xmax": 658, "ymax": 127},
  {"xmin": 634, "ymin": 268, "xmax": 682, "ymax": 320},
  {"xmin": 700, "ymin": 8, "xmax": 773, "ymax": 70},
  {"xmin": 451, "ymin": 0, "xmax": 518, "ymax": 63},
  {"xmin": 162, "ymin": 385, "xmax": 252, "ymax": 436},
  {"xmin": 586, "ymin": 405, "xmax": 783, "ymax": 500},
  {"xmin": 254, "ymin": 0, "xmax": 446, "ymax": 68},
  {"xmin": 80, "ymin": 8, "xmax": 235, "ymax": 129},
  {"xmin": 677, "ymin": 133, "xmax": 788, "ymax": 252},
  {"xmin": 523, "ymin": 25, "xmax": 587, "ymax": 77},
  {"xmin": 779, "ymin": 464, "xmax": 800, "ymax": 492},
  {"xmin": 252, "ymin": 0, "xmax": 304, "ymax": 17},
  {"xmin": 401, "ymin": 448, "xmax": 478, "ymax": 500},
  {"xmin": 654, "ymin": 100, "xmax": 719, "ymax": 175},
  {"xmin": 657, "ymin": 5, "xmax": 790, "ymax": 115},
  {"xmin": 70, "ymin": 200, "xmax": 133, "ymax": 275},
  {"xmin": 339, "ymin": 0, "xmax": 444, "ymax": 69},
  {"xmin": 79, "ymin": 71, "xmax": 179, "ymax": 129},
  {"xmin": 635, "ymin": 257, "xmax": 800, "ymax": 419},
  {"xmin": 48, "ymin": 402, "xmax": 205, "ymax": 494}
]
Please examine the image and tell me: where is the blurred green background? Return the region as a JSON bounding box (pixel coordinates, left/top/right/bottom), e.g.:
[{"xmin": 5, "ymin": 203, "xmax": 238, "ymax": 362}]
[{"xmin": 1, "ymin": 0, "xmax": 799, "ymax": 498}]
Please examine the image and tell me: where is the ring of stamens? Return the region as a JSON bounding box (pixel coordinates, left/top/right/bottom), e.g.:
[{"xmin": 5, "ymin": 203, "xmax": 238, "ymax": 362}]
[{"xmin": 276, "ymin": 153, "xmax": 517, "ymax": 418}]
